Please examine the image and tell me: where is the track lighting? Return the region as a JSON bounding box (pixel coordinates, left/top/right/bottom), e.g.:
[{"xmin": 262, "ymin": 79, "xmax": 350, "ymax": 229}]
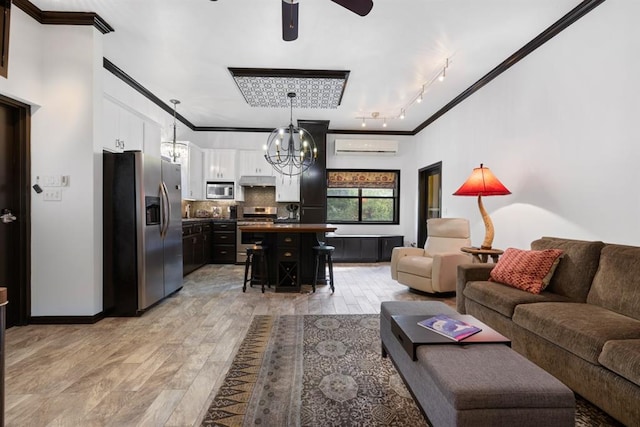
[
  {"xmin": 439, "ymin": 58, "xmax": 449, "ymax": 82},
  {"xmin": 361, "ymin": 118, "xmax": 366, "ymax": 127},
  {"xmin": 356, "ymin": 57, "xmax": 450, "ymax": 128}
]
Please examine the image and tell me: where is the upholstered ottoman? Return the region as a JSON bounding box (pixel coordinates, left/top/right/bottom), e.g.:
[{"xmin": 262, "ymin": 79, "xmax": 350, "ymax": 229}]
[{"xmin": 380, "ymin": 301, "xmax": 575, "ymax": 427}]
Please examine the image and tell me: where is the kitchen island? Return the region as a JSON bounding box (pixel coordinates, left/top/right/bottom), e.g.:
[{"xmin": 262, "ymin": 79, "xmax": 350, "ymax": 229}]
[{"xmin": 238, "ymin": 223, "xmax": 337, "ymax": 292}]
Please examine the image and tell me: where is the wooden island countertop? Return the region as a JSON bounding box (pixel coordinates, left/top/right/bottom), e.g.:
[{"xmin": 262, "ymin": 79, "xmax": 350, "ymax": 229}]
[{"xmin": 238, "ymin": 223, "xmax": 337, "ymax": 233}]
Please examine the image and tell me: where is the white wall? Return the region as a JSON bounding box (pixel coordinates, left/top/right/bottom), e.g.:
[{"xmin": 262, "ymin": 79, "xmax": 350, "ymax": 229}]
[
  {"xmin": 193, "ymin": 131, "xmax": 269, "ymax": 151},
  {"xmin": 2, "ymin": 9, "xmax": 105, "ymax": 316},
  {"xmin": 412, "ymin": 0, "xmax": 640, "ymax": 250},
  {"xmin": 326, "ymin": 134, "xmax": 416, "ymax": 240}
]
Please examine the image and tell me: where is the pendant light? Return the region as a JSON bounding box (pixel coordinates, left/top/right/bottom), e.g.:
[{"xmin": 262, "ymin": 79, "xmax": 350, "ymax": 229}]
[{"xmin": 264, "ymin": 92, "xmax": 317, "ymax": 176}]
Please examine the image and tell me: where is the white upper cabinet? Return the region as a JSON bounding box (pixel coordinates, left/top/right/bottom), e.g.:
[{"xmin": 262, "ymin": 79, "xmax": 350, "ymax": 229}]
[
  {"xmin": 188, "ymin": 144, "xmax": 204, "ymax": 200},
  {"xmin": 237, "ymin": 150, "xmax": 273, "ymax": 177},
  {"xmin": 102, "ymin": 97, "xmax": 144, "ymax": 152},
  {"xmin": 275, "ymin": 175, "xmax": 300, "ymax": 202},
  {"xmin": 204, "ymin": 149, "xmax": 236, "ymax": 181},
  {"xmin": 143, "ymin": 121, "xmax": 162, "ymax": 159},
  {"xmin": 161, "ymin": 141, "xmax": 203, "ymax": 200}
]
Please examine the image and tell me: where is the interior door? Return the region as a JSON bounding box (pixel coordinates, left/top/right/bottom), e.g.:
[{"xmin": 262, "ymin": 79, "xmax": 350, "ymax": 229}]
[
  {"xmin": 418, "ymin": 162, "xmax": 442, "ymax": 247},
  {"xmin": 0, "ymin": 97, "xmax": 29, "ymax": 327}
]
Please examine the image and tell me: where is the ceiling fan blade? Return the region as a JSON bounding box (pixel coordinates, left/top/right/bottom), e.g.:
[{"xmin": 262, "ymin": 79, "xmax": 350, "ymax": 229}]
[
  {"xmin": 282, "ymin": 0, "xmax": 299, "ymax": 41},
  {"xmin": 329, "ymin": 0, "xmax": 373, "ymax": 16}
]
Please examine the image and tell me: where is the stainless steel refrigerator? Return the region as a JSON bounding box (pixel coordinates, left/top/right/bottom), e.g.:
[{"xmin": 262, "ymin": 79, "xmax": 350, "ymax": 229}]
[{"xmin": 103, "ymin": 150, "xmax": 183, "ymax": 316}]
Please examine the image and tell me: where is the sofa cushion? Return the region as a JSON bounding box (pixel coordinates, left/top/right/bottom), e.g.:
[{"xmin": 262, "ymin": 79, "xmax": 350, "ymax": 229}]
[
  {"xmin": 530, "ymin": 237, "xmax": 604, "ymax": 302},
  {"xmin": 513, "ymin": 302, "xmax": 640, "ymax": 364},
  {"xmin": 463, "ymin": 281, "xmax": 570, "ymax": 318},
  {"xmin": 489, "ymin": 248, "xmax": 564, "ymax": 294},
  {"xmin": 599, "ymin": 339, "xmax": 640, "ymax": 387},
  {"xmin": 587, "ymin": 244, "xmax": 640, "ymax": 321}
]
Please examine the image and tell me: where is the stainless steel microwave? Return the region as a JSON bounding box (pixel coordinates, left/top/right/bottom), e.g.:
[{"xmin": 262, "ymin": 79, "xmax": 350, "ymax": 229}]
[{"xmin": 206, "ymin": 182, "xmax": 234, "ymax": 199}]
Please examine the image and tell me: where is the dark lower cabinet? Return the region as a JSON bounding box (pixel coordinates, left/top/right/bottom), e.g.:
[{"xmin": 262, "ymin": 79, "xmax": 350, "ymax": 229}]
[
  {"xmin": 183, "ymin": 223, "xmax": 206, "ymax": 276},
  {"xmin": 212, "ymin": 222, "xmax": 236, "ymax": 264},
  {"xmin": 203, "ymin": 223, "xmax": 213, "ymax": 264},
  {"xmin": 325, "ymin": 235, "xmax": 404, "ymax": 262},
  {"xmin": 183, "ymin": 220, "xmax": 236, "ymax": 275},
  {"xmin": 183, "ymin": 231, "xmax": 195, "ymax": 274},
  {"xmin": 276, "ymin": 233, "xmax": 300, "ymax": 292}
]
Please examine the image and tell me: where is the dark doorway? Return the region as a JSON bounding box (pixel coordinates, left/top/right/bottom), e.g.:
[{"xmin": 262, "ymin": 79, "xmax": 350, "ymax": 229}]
[
  {"xmin": 417, "ymin": 162, "xmax": 442, "ymax": 247},
  {"xmin": 0, "ymin": 95, "xmax": 30, "ymax": 327}
]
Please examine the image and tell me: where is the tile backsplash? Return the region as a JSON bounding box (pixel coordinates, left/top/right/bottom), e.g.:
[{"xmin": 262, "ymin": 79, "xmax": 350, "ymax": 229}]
[{"xmin": 182, "ymin": 186, "xmax": 298, "ymax": 219}]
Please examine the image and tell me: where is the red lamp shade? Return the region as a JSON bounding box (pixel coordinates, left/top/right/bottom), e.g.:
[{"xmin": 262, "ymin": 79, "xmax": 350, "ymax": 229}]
[
  {"xmin": 453, "ymin": 164, "xmax": 511, "ymax": 196},
  {"xmin": 453, "ymin": 164, "xmax": 510, "ymax": 250}
]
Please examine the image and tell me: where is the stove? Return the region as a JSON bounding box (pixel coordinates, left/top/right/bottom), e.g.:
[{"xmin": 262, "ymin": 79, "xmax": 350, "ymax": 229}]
[{"xmin": 236, "ymin": 207, "xmax": 277, "ymax": 263}]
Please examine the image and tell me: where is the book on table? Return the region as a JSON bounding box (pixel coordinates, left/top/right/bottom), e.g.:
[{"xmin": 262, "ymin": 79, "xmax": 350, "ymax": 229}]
[{"xmin": 417, "ymin": 314, "xmax": 482, "ymax": 341}]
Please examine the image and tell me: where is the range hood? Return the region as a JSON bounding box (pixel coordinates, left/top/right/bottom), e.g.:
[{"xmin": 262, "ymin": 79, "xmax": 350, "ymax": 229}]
[{"xmin": 238, "ymin": 175, "xmax": 276, "ymax": 187}]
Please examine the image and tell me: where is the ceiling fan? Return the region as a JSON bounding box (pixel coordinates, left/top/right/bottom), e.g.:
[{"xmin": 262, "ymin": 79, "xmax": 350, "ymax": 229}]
[{"xmin": 282, "ymin": 0, "xmax": 374, "ymax": 41}]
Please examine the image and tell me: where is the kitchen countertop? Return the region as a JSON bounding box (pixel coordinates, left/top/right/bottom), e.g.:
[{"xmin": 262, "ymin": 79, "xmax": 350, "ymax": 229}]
[
  {"xmin": 182, "ymin": 218, "xmax": 236, "ymax": 223},
  {"xmin": 238, "ymin": 223, "xmax": 337, "ymax": 233}
]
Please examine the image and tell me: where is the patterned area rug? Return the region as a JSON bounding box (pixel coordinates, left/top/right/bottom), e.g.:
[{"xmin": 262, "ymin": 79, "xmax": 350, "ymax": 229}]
[{"xmin": 202, "ymin": 315, "xmax": 622, "ymax": 427}]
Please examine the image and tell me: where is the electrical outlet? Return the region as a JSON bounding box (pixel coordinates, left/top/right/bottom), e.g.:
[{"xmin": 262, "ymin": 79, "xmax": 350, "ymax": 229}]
[{"xmin": 43, "ymin": 189, "xmax": 62, "ymax": 201}]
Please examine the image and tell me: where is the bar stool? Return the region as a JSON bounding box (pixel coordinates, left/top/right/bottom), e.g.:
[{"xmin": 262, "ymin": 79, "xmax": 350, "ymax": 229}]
[
  {"xmin": 243, "ymin": 244, "xmax": 269, "ymax": 293},
  {"xmin": 312, "ymin": 245, "xmax": 335, "ymax": 293}
]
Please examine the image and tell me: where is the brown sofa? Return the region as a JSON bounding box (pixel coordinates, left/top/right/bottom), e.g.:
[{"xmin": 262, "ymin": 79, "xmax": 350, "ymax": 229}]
[{"xmin": 456, "ymin": 237, "xmax": 640, "ymax": 426}]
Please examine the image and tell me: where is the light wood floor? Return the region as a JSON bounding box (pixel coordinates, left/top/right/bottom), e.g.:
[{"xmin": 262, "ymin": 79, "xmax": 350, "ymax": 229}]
[{"xmin": 5, "ymin": 263, "xmax": 453, "ymax": 426}]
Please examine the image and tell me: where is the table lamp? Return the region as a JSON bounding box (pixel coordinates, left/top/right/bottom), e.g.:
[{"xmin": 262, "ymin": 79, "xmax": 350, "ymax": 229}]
[{"xmin": 453, "ymin": 164, "xmax": 511, "ymax": 249}]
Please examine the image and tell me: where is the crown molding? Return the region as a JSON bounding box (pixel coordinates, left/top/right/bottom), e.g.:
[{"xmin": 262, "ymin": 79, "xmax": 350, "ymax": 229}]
[
  {"xmin": 98, "ymin": 0, "xmax": 604, "ymax": 135},
  {"xmin": 12, "ymin": 0, "xmax": 113, "ymax": 34},
  {"xmin": 327, "ymin": 129, "xmax": 413, "ymax": 136},
  {"xmin": 103, "ymin": 58, "xmax": 196, "ymax": 130},
  {"xmin": 412, "ymin": 0, "xmax": 606, "ymax": 135}
]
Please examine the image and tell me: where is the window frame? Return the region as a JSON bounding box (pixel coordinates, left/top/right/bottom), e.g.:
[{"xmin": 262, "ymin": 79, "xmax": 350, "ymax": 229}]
[{"xmin": 326, "ymin": 169, "xmax": 400, "ymax": 225}]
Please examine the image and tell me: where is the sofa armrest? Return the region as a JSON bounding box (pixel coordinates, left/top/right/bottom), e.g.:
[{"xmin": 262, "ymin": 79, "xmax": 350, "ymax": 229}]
[
  {"xmin": 390, "ymin": 247, "xmax": 426, "ymax": 279},
  {"xmin": 456, "ymin": 263, "xmax": 495, "ymax": 313},
  {"xmin": 431, "ymin": 253, "xmax": 473, "ymax": 293}
]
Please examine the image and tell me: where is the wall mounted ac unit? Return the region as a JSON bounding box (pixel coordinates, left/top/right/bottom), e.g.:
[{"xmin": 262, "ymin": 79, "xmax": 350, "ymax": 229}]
[{"xmin": 334, "ymin": 139, "xmax": 399, "ymax": 155}]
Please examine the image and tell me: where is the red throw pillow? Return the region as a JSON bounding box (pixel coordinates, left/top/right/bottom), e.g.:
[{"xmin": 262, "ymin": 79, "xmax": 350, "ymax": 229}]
[{"xmin": 489, "ymin": 248, "xmax": 564, "ymax": 294}]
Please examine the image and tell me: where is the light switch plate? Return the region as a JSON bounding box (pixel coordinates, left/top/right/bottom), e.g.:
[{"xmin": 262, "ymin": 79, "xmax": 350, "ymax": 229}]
[
  {"xmin": 43, "ymin": 175, "xmax": 63, "ymax": 187},
  {"xmin": 43, "ymin": 189, "xmax": 62, "ymax": 201}
]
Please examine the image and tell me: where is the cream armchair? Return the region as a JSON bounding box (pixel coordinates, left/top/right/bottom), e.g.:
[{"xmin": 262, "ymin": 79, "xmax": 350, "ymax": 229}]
[{"xmin": 391, "ymin": 218, "xmax": 471, "ymax": 293}]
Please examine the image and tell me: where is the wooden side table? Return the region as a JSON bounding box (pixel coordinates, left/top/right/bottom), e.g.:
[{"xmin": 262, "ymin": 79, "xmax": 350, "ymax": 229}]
[{"xmin": 461, "ymin": 247, "xmax": 503, "ymax": 263}]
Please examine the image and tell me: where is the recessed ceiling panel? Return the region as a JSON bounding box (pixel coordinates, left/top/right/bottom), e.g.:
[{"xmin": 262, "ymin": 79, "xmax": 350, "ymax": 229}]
[{"xmin": 229, "ymin": 68, "xmax": 350, "ymax": 109}]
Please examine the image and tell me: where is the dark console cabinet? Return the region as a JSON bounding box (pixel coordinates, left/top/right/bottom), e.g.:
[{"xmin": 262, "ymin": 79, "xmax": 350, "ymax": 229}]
[
  {"xmin": 325, "ymin": 235, "xmax": 404, "ymax": 262},
  {"xmin": 379, "ymin": 236, "xmax": 405, "ymax": 261}
]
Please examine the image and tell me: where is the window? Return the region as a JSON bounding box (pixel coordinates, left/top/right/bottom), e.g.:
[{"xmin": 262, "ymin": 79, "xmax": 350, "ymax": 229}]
[{"xmin": 327, "ymin": 170, "xmax": 400, "ymax": 224}]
